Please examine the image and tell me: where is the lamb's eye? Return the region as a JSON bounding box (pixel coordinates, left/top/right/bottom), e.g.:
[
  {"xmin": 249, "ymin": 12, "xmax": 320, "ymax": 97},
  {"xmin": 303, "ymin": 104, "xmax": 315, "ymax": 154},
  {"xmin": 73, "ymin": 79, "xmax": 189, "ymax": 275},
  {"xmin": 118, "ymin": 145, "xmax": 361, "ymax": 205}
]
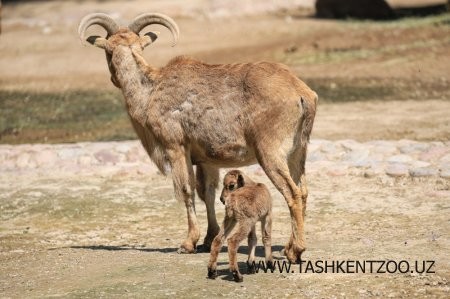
[{"xmin": 229, "ymin": 184, "xmax": 235, "ymax": 190}]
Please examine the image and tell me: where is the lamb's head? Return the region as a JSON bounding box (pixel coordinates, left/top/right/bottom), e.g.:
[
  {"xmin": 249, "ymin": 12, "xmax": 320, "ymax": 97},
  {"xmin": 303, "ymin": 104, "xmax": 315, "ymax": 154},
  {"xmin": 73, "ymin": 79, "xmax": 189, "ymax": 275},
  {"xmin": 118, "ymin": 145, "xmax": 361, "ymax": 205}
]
[
  {"xmin": 220, "ymin": 170, "xmax": 247, "ymax": 204},
  {"xmin": 78, "ymin": 13, "xmax": 179, "ymax": 86}
]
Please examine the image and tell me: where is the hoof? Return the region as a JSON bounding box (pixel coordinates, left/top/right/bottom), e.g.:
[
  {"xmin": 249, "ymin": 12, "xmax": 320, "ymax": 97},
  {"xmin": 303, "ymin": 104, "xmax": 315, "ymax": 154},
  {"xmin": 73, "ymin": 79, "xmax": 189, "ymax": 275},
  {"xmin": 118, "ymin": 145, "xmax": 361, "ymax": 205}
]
[
  {"xmin": 283, "ymin": 245, "xmax": 305, "ymax": 264},
  {"xmin": 246, "ymin": 261, "xmax": 256, "ymax": 274},
  {"xmin": 207, "ymin": 267, "xmax": 217, "ymax": 279},
  {"xmin": 232, "ymin": 271, "xmax": 243, "ymax": 282},
  {"xmin": 267, "ymin": 260, "xmax": 274, "ymax": 271},
  {"xmin": 177, "ymin": 243, "xmax": 197, "ymax": 254}
]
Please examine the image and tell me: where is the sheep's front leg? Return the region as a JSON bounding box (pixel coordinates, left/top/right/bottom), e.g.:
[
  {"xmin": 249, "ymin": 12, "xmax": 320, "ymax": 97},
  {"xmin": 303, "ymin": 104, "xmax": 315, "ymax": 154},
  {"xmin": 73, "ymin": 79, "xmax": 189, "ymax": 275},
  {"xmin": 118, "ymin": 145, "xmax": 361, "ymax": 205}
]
[
  {"xmin": 196, "ymin": 164, "xmax": 220, "ymax": 251},
  {"xmin": 168, "ymin": 148, "xmax": 199, "ymax": 254}
]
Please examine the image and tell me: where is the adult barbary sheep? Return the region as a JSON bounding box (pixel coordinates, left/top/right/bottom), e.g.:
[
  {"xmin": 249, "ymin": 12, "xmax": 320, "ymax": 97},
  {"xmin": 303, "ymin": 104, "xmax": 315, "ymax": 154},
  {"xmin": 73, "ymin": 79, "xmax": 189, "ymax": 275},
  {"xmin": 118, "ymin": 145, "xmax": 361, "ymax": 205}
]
[
  {"xmin": 78, "ymin": 13, "xmax": 317, "ymax": 262},
  {"xmin": 208, "ymin": 170, "xmax": 273, "ymax": 282}
]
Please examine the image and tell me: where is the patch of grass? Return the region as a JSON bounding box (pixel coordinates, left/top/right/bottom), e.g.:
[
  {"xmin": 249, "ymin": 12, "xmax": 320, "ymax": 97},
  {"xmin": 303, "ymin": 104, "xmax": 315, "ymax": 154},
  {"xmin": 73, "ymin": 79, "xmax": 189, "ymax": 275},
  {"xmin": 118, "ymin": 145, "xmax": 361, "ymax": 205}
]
[
  {"xmin": 0, "ymin": 89, "xmax": 136, "ymax": 144},
  {"xmin": 283, "ymin": 37, "xmax": 450, "ymax": 65},
  {"xmin": 306, "ymin": 78, "xmax": 449, "ymax": 102},
  {"xmin": 308, "ymin": 79, "xmax": 395, "ymax": 102},
  {"xmin": 0, "ymin": 78, "xmax": 448, "ymax": 144}
]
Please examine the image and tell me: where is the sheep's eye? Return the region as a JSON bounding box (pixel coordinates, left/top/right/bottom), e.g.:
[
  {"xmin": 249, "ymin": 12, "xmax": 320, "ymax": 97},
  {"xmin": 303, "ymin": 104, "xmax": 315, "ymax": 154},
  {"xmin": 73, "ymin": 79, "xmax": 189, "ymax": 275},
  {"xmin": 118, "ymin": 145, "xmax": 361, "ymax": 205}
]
[{"xmin": 229, "ymin": 184, "xmax": 235, "ymax": 190}]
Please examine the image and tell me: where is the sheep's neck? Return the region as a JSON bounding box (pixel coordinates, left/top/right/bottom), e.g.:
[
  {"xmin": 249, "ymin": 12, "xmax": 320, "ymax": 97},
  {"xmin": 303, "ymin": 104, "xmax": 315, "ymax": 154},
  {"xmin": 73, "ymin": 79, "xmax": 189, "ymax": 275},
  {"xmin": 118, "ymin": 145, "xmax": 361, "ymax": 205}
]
[{"xmin": 112, "ymin": 47, "xmax": 156, "ymax": 125}]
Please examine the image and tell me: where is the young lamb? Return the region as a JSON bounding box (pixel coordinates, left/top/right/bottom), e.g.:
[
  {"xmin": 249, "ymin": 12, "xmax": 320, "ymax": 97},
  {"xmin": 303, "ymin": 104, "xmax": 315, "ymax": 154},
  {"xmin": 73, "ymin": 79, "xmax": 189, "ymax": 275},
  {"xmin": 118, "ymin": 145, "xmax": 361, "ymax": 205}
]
[{"xmin": 207, "ymin": 169, "xmax": 273, "ymax": 282}]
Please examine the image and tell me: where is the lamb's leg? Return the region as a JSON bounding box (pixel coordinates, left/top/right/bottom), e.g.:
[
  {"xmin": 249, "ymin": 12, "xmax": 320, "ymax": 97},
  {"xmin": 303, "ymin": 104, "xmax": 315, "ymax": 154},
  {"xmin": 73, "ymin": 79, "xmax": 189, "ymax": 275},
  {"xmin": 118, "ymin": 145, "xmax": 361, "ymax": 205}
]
[
  {"xmin": 196, "ymin": 164, "xmax": 220, "ymax": 251},
  {"xmin": 261, "ymin": 214, "xmax": 273, "ymax": 268},
  {"xmin": 228, "ymin": 221, "xmax": 252, "ymax": 282},
  {"xmin": 256, "ymin": 150, "xmax": 305, "ymax": 263},
  {"xmin": 246, "ymin": 225, "xmax": 257, "ymax": 274},
  {"xmin": 167, "ymin": 148, "xmax": 199, "ymax": 254},
  {"xmin": 207, "ymin": 217, "xmax": 236, "ymax": 279}
]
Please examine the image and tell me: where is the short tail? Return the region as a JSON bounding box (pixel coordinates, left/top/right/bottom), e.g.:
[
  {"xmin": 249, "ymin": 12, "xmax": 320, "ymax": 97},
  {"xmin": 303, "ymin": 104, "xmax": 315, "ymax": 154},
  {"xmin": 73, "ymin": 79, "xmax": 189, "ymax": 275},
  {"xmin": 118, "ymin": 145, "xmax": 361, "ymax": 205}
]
[{"xmin": 300, "ymin": 92, "xmax": 318, "ymax": 149}]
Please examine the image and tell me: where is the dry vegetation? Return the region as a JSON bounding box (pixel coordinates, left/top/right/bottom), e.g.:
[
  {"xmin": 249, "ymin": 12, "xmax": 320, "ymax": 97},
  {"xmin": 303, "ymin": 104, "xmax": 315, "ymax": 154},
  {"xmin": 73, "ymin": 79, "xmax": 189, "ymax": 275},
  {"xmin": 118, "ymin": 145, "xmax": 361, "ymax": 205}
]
[{"xmin": 0, "ymin": 1, "xmax": 449, "ymax": 144}]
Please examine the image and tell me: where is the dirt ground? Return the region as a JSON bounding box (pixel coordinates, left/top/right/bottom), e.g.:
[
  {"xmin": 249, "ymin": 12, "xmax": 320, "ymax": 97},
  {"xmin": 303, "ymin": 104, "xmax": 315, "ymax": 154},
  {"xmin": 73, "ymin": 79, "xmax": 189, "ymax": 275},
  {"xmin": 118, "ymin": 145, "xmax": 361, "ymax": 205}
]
[
  {"xmin": 0, "ymin": 172, "xmax": 449, "ymax": 298},
  {"xmin": 0, "ymin": 0, "xmax": 449, "ymax": 298}
]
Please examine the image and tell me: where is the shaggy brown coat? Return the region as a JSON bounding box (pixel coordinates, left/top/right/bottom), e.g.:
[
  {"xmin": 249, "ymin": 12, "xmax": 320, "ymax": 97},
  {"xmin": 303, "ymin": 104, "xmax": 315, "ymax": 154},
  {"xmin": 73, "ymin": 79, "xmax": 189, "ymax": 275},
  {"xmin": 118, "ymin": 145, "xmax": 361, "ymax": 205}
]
[{"xmin": 78, "ymin": 13, "xmax": 317, "ymax": 262}]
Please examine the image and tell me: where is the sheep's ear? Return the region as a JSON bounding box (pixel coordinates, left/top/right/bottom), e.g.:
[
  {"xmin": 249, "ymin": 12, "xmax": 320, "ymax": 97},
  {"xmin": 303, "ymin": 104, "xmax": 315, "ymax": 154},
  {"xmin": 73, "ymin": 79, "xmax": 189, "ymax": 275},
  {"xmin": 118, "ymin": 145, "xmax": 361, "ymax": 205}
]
[
  {"xmin": 86, "ymin": 36, "xmax": 109, "ymax": 49},
  {"xmin": 237, "ymin": 174, "xmax": 245, "ymax": 188},
  {"xmin": 140, "ymin": 31, "xmax": 159, "ymax": 48}
]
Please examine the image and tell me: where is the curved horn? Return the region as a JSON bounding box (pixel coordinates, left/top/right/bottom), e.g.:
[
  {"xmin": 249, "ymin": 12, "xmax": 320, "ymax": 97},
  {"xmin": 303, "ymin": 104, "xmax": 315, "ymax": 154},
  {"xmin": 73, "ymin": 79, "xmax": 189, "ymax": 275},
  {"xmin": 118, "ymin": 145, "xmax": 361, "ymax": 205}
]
[
  {"xmin": 78, "ymin": 13, "xmax": 119, "ymax": 41},
  {"xmin": 128, "ymin": 13, "xmax": 179, "ymax": 46}
]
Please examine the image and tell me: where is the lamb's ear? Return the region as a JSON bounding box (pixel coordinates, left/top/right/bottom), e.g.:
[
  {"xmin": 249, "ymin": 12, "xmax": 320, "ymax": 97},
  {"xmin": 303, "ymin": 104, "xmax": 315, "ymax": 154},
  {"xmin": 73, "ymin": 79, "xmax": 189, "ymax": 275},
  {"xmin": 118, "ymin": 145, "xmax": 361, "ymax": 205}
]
[
  {"xmin": 237, "ymin": 174, "xmax": 245, "ymax": 188},
  {"xmin": 140, "ymin": 31, "xmax": 159, "ymax": 48},
  {"xmin": 86, "ymin": 36, "xmax": 109, "ymax": 49}
]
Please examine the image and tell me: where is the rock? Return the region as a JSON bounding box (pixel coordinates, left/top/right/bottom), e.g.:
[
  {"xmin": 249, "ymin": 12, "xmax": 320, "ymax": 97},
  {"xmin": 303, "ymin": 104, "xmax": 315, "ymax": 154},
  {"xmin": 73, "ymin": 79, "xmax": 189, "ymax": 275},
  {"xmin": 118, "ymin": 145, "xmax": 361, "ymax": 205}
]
[
  {"xmin": 33, "ymin": 150, "xmax": 57, "ymax": 167},
  {"xmin": 16, "ymin": 153, "xmax": 31, "ymax": 169},
  {"xmin": 342, "ymin": 149, "xmax": 370, "ymax": 167},
  {"xmin": 419, "ymin": 146, "xmax": 448, "ymax": 162},
  {"xmin": 78, "ymin": 155, "xmax": 93, "ymax": 166},
  {"xmin": 409, "ymin": 167, "xmax": 438, "ymax": 177},
  {"xmin": 307, "ymin": 140, "xmax": 322, "ymax": 153},
  {"xmin": 399, "ymin": 142, "xmax": 429, "ymax": 154},
  {"xmin": 440, "ymin": 153, "xmax": 450, "ymax": 163},
  {"xmin": 410, "ymin": 160, "xmax": 431, "ymax": 168},
  {"xmin": 306, "ymin": 151, "xmax": 325, "ymax": 162},
  {"xmin": 94, "ymin": 150, "xmax": 120, "ymax": 164},
  {"xmin": 338, "ymin": 139, "xmax": 364, "ymax": 151},
  {"xmin": 126, "ymin": 146, "xmax": 143, "ymax": 162},
  {"xmin": 386, "ymin": 164, "xmax": 409, "ymax": 177},
  {"xmin": 387, "ymin": 155, "xmax": 413, "ymax": 164},
  {"xmin": 326, "ymin": 164, "xmax": 348, "ymax": 176},
  {"xmin": 115, "ymin": 142, "xmax": 134, "ymax": 154},
  {"xmin": 369, "ymin": 153, "xmax": 387, "ymax": 162},
  {"xmin": 320, "ymin": 141, "xmax": 339, "ymax": 155},
  {"xmin": 307, "ymin": 161, "xmax": 334, "ymax": 173},
  {"xmin": 57, "ymin": 147, "xmax": 83, "ymax": 159},
  {"xmin": 369, "ymin": 141, "xmax": 398, "ymax": 155}
]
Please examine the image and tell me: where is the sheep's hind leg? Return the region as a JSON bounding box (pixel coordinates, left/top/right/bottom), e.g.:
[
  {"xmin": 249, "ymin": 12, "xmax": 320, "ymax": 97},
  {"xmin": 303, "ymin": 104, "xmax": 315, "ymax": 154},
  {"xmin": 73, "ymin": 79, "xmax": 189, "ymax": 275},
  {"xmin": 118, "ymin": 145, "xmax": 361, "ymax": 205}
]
[
  {"xmin": 257, "ymin": 150, "xmax": 306, "ymax": 263},
  {"xmin": 207, "ymin": 217, "xmax": 236, "ymax": 279},
  {"xmin": 168, "ymin": 148, "xmax": 200, "ymax": 254},
  {"xmin": 288, "ymin": 146, "xmax": 308, "ymax": 217},
  {"xmin": 196, "ymin": 164, "xmax": 220, "ymax": 252},
  {"xmin": 246, "ymin": 225, "xmax": 257, "ymax": 274},
  {"xmin": 228, "ymin": 221, "xmax": 252, "ymax": 282}
]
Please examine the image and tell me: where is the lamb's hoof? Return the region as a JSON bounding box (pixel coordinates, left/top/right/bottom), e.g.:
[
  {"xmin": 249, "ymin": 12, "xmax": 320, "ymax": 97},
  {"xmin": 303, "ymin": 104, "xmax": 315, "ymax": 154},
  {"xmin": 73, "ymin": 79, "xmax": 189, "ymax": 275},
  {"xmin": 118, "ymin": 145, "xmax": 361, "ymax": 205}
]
[
  {"xmin": 207, "ymin": 267, "xmax": 217, "ymax": 279},
  {"xmin": 177, "ymin": 244, "xmax": 197, "ymax": 254},
  {"xmin": 247, "ymin": 261, "xmax": 256, "ymax": 274},
  {"xmin": 232, "ymin": 271, "xmax": 243, "ymax": 282},
  {"xmin": 267, "ymin": 260, "xmax": 274, "ymax": 271}
]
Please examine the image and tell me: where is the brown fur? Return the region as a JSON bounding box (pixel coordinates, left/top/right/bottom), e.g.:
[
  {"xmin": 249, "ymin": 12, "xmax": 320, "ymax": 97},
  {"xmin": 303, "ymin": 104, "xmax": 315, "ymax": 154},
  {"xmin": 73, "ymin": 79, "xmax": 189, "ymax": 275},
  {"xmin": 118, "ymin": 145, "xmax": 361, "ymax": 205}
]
[
  {"xmin": 79, "ymin": 14, "xmax": 317, "ymax": 261},
  {"xmin": 208, "ymin": 170, "xmax": 272, "ymax": 282}
]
